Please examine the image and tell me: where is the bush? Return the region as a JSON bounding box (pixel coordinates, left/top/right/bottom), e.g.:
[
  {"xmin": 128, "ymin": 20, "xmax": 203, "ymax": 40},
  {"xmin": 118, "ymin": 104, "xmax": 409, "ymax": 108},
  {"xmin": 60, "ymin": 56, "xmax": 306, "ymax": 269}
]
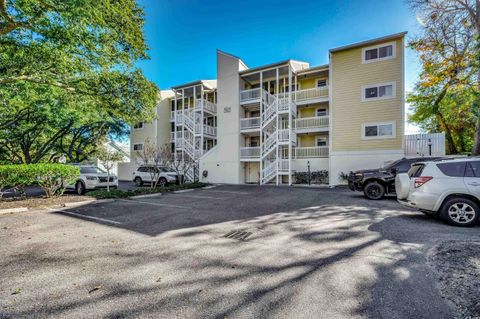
[
  {"xmin": 0, "ymin": 164, "xmax": 80, "ymax": 199},
  {"xmin": 294, "ymin": 170, "xmax": 329, "ymax": 184},
  {"xmin": 87, "ymin": 182, "xmax": 209, "ymax": 199}
]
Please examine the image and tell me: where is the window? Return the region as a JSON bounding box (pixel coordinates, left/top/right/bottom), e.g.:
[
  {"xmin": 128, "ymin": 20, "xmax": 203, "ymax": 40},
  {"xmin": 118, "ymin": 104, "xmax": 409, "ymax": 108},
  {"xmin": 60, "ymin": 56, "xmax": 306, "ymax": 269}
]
[
  {"xmin": 467, "ymin": 161, "xmax": 480, "ymax": 177},
  {"xmin": 133, "ymin": 144, "xmax": 143, "ymax": 151},
  {"xmin": 408, "ymin": 164, "xmax": 425, "ymax": 178},
  {"xmin": 316, "ymin": 79, "xmax": 327, "ymax": 88},
  {"xmin": 316, "ymin": 136, "xmax": 327, "ymax": 147},
  {"xmin": 133, "ymin": 122, "xmax": 144, "ymax": 130},
  {"xmin": 362, "ymin": 122, "xmax": 395, "ymax": 139},
  {"xmin": 316, "ymin": 107, "xmax": 328, "ymax": 117},
  {"xmin": 362, "ymin": 42, "xmax": 396, "ymax": 63},
  {"xmin": 437, "ymin": 162, "xmax": 466, "ymax": 177},
  {"xmin": 362, "ymin": 82, "xmax": 395, "ymax": 101}
]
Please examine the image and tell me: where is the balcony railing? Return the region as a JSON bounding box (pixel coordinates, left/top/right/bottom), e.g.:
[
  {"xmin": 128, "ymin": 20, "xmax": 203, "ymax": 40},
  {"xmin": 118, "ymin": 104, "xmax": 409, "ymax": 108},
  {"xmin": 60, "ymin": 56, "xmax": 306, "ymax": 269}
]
[
  {"xmin": 294, "ymin": 116, "xmax": 329, "ymax": 131},
  {"xmin": 240, "ymin": 88, "xmax": 262, "ymax": 103},
  {"xmin": 278, "ymin": 129, "xmax": 296, "ymax": 144},
  {"xmin": 240, "ymin": 147, "xmax": 260, "ymax": 159},
  {"xmin": 294, "ymin": 87, "xmax": 329, "ymax": 103},
  {"xmin": 195, "ymin": 99, "xmax": 217, "ymax": 114},
  {"xmin": 240, "ymin": 117, "xmax": 261, "ymax": 130},
  {"xmin": 294, "ymin": 146, "xmax": 329, "ymax": 158},
  {"xmin": 278, "ymin": 159, "xmax": 289, "ymax": 172},
  {"xmin": 170, "ymin": 132, "xmax": 175, "ymax": 142},
  {"xmin": 170, "ymin": 111, "xmax": 175, "ymax": 121}
]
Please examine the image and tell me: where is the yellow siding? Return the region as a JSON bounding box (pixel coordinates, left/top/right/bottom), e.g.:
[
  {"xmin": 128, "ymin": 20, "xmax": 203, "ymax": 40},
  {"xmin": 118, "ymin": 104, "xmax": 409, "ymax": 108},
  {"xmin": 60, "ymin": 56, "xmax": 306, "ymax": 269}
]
[
  {"xmin": 331, "ymin": 37, "xmax": 404, "ymax": 152},
  {"xmin": 298, "ymin": 133, "xmax": 328, "ymax": 147},
  {"xmin": 298, "ymin": 104, "xmax": 329, "ymax": 118}
]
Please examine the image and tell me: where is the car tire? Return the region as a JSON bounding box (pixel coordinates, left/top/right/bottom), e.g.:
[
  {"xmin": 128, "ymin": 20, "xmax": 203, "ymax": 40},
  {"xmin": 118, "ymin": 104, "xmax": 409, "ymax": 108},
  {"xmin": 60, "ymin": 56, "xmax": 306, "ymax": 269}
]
[
  {"xmin": 75, "ymin": 181, "xmax": 86, "ymax": 195},
  {"xmin": 158, "ymin": 177, "xmax": 167, "ymax": 187},
  {"xmin": 363, "ymin": 182, "xmax": 385, "ymax": 200},
  {"xmin": 440, "ymin": 197, "xmax": 479, "ymax": 227},
  {"xmin": 134, "ymin": 177, "xmax": 143, "ymax": 187}
]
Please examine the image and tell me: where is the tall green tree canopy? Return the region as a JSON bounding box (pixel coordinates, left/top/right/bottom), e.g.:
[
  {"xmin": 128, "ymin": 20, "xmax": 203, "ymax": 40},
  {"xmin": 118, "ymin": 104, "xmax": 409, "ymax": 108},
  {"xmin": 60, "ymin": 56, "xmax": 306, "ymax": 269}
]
[
  {"xmin": 407, "ymin": 0, "xmax": 480, "ymax": 155},
  {"xmin": 0, "ymin": 0, "xmax": 158, "ymax": 163}
]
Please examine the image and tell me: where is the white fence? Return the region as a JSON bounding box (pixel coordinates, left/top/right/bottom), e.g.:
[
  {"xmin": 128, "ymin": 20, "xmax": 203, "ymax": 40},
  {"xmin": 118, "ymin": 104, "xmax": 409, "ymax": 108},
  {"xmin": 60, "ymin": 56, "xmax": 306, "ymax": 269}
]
[{"xmin": 405, "ymin": 133, "xmax": 445, "ymax": 157}]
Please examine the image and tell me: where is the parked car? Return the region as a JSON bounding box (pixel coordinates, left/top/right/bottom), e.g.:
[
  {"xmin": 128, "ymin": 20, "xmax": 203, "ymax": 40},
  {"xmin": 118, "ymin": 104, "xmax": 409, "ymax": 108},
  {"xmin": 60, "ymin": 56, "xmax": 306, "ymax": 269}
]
[
  {"xmin": 132, "ymin": 165, "xmax": 179, "ymax": 187},
  {"xmin": 396, "ymin": 158, "xmax": 480, "ymax": 227},
  {"xmin": 66, "ymin": 165, "xmax": 118, "ymax": 195},
  {"xmin": 348, "ymin": 157, "xmax": 444, "ymax": 200}
]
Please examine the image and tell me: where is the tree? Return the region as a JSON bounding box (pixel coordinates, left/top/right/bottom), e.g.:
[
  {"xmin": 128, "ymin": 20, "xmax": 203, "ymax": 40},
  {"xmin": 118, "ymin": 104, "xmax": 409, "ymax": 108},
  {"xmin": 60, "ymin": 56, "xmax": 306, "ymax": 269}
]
[
  {"xmin": 135, "ymin": 139, "xmax": 172, "ymax": 188},
  {"xmin": 407, "ymin": 0, "xmax": 480, "ymax": 154},
  {"xmin": 0, "ymin": 0, "xmax": 158, "ymax": 163},
  {"xmin": 96, "ymin": 147, "xmax": 124, "ymax": 192}
]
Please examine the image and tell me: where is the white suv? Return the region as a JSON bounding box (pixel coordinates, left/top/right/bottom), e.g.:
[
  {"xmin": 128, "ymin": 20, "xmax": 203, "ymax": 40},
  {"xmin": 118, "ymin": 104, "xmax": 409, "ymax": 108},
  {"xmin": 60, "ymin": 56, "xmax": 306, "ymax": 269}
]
[
  {"xmin": 396, "ymin": 158, "xmax": 480, "ymax": 227},
  {"xmin": 67, "ymin": 165, "xmax": 118, "ymax": 195},
  {"xmin": 132, "ymin": 165, "xmax": 178, "ymax": 187}
]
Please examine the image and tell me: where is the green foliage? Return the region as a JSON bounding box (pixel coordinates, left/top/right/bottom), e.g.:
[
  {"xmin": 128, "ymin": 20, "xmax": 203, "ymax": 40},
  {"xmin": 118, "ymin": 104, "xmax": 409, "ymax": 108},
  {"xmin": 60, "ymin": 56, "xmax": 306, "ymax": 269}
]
[
  {"xmin": 87, "ymin": 182, "xmax": 209, "ymax": 199},
  {"xmin": 294, "ymin": 171, "xmax": 329, "ymax": 184},
  {"xmin": 0, "ymin": 0, "xmax": 159, "ymax": 164},
  {"xmin": 0, "ymin": 164, "xmax": 80, "ymax": 198}
]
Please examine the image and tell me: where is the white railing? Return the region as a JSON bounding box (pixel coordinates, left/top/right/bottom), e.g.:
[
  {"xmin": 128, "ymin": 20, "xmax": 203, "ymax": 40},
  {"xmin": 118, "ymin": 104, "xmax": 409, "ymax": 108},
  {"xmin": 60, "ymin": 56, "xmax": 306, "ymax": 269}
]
[
  {"xmin": 294, "ymin": 116, "xmax": 329, "ymax": 131},
  {"xmin": 240, "ymin": 88, "xmax": 262, "ymax": 102},
  {"xmin": 295, "ymin": 87, "xmax": 329, "ymax": 102},
  {"xmin": 294, "ymin": 146, "xmax": 329, "ymax": 158},
  {"xmin": 240, "ymin": 147, "xmax": 260, "ymax": 158},
  {"xmin": 262, "ymin": 100, "xmax": 277, "ymax": 124},
  {"xmin": 195, "ymin": 99, "xmax": 217, "ymax": 114},
  {"xmin": 170, "ymin": 132, "xmax": 175, "ymax": 142},
  {"xmin": 170, "ymin": 111, "xmax": 175, "ymax": 121},
  {"xmin": 263, "ymin": 91, "xmax": 276, "ymax": 105},
  {"xmin": 240, "ymin": 117, "xmax": 261, "ymax": 130},
  {"xmin": 262, "ymin": 133, "xmax": 277, "ymax": 155},
  {"xmin": 203, "ymin": 125, "xmax": 216, "ymax": 136},
  {"xmin": 262, "ymin": 160, "xmax": 277, "ymax": 183},
  {"xmin": 278, "ymin": 129, "xmax": 289, "ymax": 142},
  {"xmin": 278, "ymin": 159, "xmax": 289, "ymax": 171},
  {"xmin": 405, "ymin": 133, "xmax": 446, "ymax": 157}
]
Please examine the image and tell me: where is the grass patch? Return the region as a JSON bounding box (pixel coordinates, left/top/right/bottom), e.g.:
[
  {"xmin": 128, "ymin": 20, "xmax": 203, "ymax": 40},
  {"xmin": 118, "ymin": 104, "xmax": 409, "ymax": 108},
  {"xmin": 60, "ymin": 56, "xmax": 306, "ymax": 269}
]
[{"xmin": 86, "ymin": 182, "xmax": 209, "ymax": 199}]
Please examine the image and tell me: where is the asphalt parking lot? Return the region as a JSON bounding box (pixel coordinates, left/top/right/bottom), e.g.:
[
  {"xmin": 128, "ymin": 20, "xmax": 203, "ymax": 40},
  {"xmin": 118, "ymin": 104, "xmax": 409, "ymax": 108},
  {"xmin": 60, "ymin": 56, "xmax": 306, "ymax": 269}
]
[{"xmin": 1, "ymin": 185, "xmax": 479, "ymax": 318}]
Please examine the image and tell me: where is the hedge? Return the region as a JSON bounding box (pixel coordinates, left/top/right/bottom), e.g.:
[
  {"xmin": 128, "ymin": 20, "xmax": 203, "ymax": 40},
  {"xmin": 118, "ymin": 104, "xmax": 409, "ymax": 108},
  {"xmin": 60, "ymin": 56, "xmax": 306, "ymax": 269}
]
[
  {"xmin": 87, "ymin": 182, "xmax": 209, "ymax": 199},
  {"xmin": 0, "ymin": 164, "xmax": 80, "ymax": 198},
  {"xmin": 294, "ymin": 170, "xmax": 329, "ymax": 184}
]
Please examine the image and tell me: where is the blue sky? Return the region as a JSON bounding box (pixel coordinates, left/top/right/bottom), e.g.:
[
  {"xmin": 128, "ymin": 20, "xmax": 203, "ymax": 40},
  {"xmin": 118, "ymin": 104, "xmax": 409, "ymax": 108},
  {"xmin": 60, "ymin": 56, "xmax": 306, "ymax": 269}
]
[{"xmin": 137, "ymin": 0, "xmax": 422, "ymax": 132}]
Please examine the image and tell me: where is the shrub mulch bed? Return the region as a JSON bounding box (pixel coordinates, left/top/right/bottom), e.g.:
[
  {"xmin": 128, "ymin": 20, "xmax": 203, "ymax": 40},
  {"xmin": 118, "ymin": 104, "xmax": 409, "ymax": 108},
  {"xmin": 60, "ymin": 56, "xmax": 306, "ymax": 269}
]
[{"xmin": 0, "ymin": 195, "xmax": 95, "ymax": 210}]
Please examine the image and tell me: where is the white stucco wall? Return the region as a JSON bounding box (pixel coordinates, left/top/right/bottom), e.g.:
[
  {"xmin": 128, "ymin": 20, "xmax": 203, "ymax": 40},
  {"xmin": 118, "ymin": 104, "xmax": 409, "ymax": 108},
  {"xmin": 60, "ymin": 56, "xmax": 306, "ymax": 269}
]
[{"xmin": 200, "ymin": 51, "xmax": 247, "ymax": 184}]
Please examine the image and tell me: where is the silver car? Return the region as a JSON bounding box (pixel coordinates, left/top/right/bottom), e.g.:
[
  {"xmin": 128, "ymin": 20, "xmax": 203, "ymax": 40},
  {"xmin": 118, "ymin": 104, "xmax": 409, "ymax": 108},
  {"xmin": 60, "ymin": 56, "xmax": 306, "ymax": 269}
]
[{"xmin": 396, "ymin": 158, "xmax": 480, "ymax": 227}]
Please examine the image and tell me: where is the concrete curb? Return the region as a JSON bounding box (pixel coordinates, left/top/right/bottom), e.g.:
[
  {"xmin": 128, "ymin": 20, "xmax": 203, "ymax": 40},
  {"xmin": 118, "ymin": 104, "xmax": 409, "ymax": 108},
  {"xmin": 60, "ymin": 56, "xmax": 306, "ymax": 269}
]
[
  {"xmin": 172, "ymin": 189, "xmax": 195, "ymax": 194},
  {"xmin": 203, "ymin": 185, "xmax": 217, "ymax": 190},
  {"xmin": 62, "ymin": 199, "xmax": 114, "ymax": 207},
  {"xmin": 130, "ymin": 193, "xmax": 163, "ymax": 199},
  {"xmin": 0, "ymin": 207, "xmax": 29, "ymax": 215}
]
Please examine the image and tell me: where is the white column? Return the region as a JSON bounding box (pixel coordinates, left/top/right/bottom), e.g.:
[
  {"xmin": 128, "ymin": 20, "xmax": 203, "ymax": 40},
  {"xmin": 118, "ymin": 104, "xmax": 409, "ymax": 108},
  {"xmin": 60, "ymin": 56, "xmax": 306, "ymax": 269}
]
[
  {"xmin": 259, "ymin": 72, "xmax": 263, "ymax": 184},
  {"xmin": 275, "ymin": 68, "xmax": 280, "ymax": 186},
  {"xmin": 181, "ymin": 88, "xmax": 185, "ymax": 162},
  {"xmin": 200, "ymin": 85, "xmax": 204, "ymax": 157},
  {"xmin": 288, "ymin": 65, "xmax": 292, "ymax": 185},
  {"xmin": 174, "ymin": 90, "xmax": 177, "ymax": 162}
]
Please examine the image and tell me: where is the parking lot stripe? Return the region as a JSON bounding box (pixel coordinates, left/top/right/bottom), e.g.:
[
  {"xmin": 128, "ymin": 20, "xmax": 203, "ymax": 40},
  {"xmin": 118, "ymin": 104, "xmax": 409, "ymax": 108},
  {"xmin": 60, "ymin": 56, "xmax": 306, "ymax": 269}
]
[
  {"xmin": 120, "ymin": 199, "xmax": 191, "ymax": 209},
  {"xmin": 173, "ymin": 194, "xmax": 225, "ymax": 200},
  {"xmin": 49, "ymin": 209, "xmax": 122, "ymax": 225},
  {"xmin": 201, "ymin": 190, "xmax": 248, "ymax": 195}
]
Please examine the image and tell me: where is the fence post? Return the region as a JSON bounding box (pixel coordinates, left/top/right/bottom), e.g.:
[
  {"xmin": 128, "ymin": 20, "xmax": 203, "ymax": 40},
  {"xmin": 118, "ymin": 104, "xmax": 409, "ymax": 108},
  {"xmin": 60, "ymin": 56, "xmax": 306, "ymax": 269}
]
[{"xmin": 307, "ymin": 161, "xmax": 311, "ymax": 185}]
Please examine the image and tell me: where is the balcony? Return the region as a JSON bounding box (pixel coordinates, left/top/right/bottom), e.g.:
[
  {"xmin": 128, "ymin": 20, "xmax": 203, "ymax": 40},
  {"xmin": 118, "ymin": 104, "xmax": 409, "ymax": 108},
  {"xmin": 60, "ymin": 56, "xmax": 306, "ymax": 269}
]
[
  {"xmin": 294, "ymin": 116, "xmax": 329, "ymax": 133},
  {"xmin": 278, "ymin": 129, "xmax": 297, "ymax": 145},
  {"xmin": 240, "ymin": 88, "xmax": 262, "ymax": 104},
  {"xmin": 170, "ymin": 111, "xmax": 175, "ymax": 121},
  {"xmin": 194, "ymin": 99, "xmax": 217, "ymax": 114},
  {"xmin": 294, "ymin": 146, "xmax": 329, "ymax": 159},
  {"xmin": 240, "ymin": 147, "xmax": 260, "ymax": 161},
  {"xmin": 240, "ymin": 117, "xmax": 261, "ymax": 132},
  {"xmin": 294, "ymin": 87, "xmax": 329, "ymax": 105},
  {"xmin": 170, "ymin": 132, "xmax": 174, "ymax": 142}
]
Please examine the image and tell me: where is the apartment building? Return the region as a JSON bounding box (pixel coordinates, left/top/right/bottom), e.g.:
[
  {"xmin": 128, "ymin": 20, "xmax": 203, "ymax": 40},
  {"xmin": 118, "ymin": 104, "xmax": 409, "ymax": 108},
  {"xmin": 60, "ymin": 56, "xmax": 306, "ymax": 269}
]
[{"xmin": 124, "ymin": 32, "xmax": 406, "ymax": 185}]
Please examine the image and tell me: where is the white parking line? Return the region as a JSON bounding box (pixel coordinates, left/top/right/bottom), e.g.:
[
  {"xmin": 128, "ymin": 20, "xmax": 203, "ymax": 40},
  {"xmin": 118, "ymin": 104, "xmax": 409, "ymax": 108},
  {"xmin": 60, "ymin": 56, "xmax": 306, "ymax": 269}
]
[
  {"xmin": 120, "ymin": 199, "xmax": 191, "ymax": 209},
  {"xmin": 49, "ymin": 209, "xmax": 122, "ymax": 225},
  {"xmin": 201, "ymin": 189, "xmax": 249, "ymax": 195},
  {"xmin": 173, "ymin": 194, "xmax": 225, "ymax": 200}
]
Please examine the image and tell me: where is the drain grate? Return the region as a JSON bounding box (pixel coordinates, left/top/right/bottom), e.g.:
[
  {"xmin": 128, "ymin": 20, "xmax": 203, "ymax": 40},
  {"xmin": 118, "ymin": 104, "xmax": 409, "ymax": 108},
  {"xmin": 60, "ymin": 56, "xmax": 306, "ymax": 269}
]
[{"xmin": 223, "ymin": 230, "xmax": 252, "ymax": 241}]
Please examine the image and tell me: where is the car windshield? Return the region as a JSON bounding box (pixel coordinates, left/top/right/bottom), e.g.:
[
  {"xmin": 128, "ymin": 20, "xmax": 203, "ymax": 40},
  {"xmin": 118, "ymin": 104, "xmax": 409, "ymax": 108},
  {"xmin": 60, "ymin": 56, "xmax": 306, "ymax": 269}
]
[
  {"xmin": 381, "ymin": 159, "xmax": 402, "ymax": 170},
  {"xmin": 80, "ymin": 166, "xmax": 106, "ymax": 174}
]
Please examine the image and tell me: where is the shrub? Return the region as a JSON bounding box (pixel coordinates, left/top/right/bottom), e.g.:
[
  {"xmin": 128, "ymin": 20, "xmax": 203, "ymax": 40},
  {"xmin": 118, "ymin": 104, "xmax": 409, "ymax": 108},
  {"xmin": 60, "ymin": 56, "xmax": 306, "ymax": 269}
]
[
  {"xmin": 294, "ymin": 170, "xmax": 329, "ymax": 184},
  {"xmin": 87, "ymin": 182, "xmax": 209, "ymax": 199},
  {"xmin": 0, "ymin": 164, "xmax": 80, "ymax": 199}
]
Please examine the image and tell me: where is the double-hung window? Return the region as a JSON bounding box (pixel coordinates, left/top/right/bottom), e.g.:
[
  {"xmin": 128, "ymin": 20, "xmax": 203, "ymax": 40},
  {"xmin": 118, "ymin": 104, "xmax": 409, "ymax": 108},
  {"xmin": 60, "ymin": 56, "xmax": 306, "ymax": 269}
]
[
  {"xmin": 362, "ymin": 122, "xmax": 395, "ymax": 139},
  {"xmin": 316, "ymin": 136, "xmax": 328, "ymax": 147},
  {"xmin": 133, "ymin": 122, "xmax": 144, "ymax": 130},
  {"xmin": 133, "ymin": 143, "xmax": 143, "ymax": 151},
  {"xmin": 316, "ymin": 107, "xmax": 328, "ymax": 117}
]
